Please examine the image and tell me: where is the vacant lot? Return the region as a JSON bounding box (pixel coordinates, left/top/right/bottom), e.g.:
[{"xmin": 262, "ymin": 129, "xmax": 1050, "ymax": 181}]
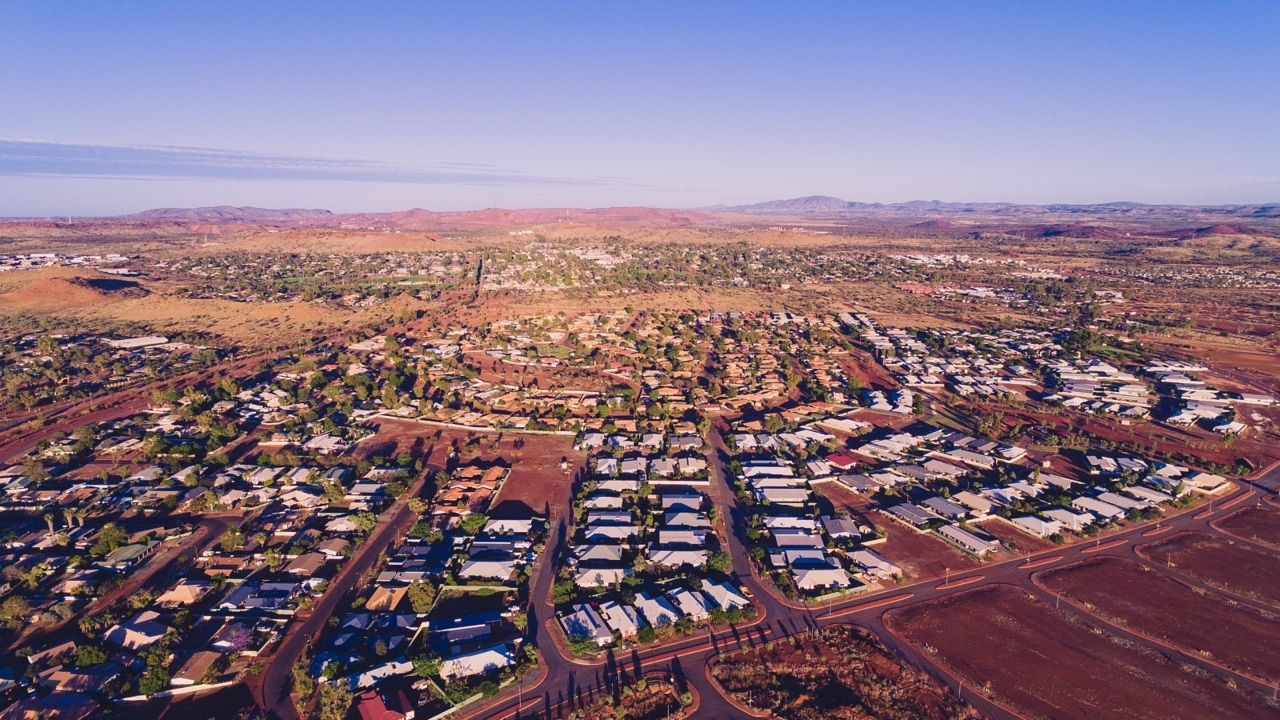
[
  {"xmin": 1041, "ymin": 557, "xmax": 1280, "ymax": 683},
  {"xmin": 1140, "ymin": 532, "xmax": 1280, "ymax": 607},
  {"xmin": 711, "ymin": 624, "xmax": 976, "ymax": 720},
  {"xmin": 873, "ymin": 516, "xmax": 977, "ymax": 580},
  {"xmin": 888, "ymin": 584, "xmax": 1280, "ymax": 720},
  {"xmin": 1216, "ymin": 504, "xmax": 1280, "ymax": 549}
]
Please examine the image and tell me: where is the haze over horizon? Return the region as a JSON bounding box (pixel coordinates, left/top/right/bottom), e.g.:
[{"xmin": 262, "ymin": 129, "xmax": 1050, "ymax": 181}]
[{"xmin": 2, "ymin": 2, "xmax": 1278, "ymax": 216}]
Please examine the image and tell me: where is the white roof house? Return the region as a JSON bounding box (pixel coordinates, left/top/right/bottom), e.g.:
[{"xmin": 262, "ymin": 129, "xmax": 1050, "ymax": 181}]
[
  {"xmin": 668, "ymin": 588, "xmax": 710, "ymax": 622},
  {"xmin": 104, "ymin": 611, "xmax": 169, "ymax": 651},
  {"xmin": 792, "ymin": 566, "xmax": 851, "ymax": 592},
  {"xmin": 575, "ymin": 567, "xmax": 630, "ymax": 589},
  {"xmin": 560, "ymin": 604, "xmax": 612, "ymax": 647},
  {"xmin": 599, "ymin": 600, "xmax": 641, "ymax": 638},
  {"xmin": 484, "ymin": 518, "xmax": 534, "ymax": 535},
  {"xmin": 648, "ymin": 548, "xmax": 708, "ymax": 568},
  {"xmin": 439, "ymin": 643, "xmax": 516, "ymax": 681},
  {"xmin": 935, "ymin": 524, "xmax": 999, "ymax": 556},
  {"xmin": 700, "ymin": 579, "xmax": 750, "ymax": 611},
  {"xmin": 1071, "ymin": 496, "xmax": 1125, "ymax": 520},
  {"xmin": 848, "ymin": 549, "xmax": 901, "ymax": 580},
  {"xmin": 1010, "ymin": 516, "xmax": 1062, "ymax": 538},
  {"xmin": 951, "ymin": 491, "xmax": 996, "ymax": 516},
  {"xmin": 1044, "ymin": 508, "xmax": 1093, "ymax": 531},
  {"xmin": 634, "ymin": 591, "xmax": 680, "ymax": 627}
]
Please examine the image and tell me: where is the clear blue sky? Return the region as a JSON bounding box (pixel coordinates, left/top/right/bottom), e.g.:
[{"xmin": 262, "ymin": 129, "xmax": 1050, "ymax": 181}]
[{"xmin": 2, "ymin": 1, "xmax": 1277, "ymax": 215}]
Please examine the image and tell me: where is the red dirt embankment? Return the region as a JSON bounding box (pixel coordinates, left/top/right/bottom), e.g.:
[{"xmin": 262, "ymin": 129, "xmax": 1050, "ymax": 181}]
[
  {"xmin": 1139, "ymin": 531, "xmax": 1280, "ymax": 608},
  {"xmin": 887, "ymin": 584, "xmax": 1280, "ymax": 720},
  {"xmin": 1041, "ymin": 557, "xmax": 1280, "ymax": 684}
]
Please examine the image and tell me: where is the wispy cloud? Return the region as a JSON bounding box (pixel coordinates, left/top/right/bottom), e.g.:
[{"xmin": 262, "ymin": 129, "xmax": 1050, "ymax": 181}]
[{"xmin": 0, "ymin": 139, "xmax": 592, "ymax": 186}]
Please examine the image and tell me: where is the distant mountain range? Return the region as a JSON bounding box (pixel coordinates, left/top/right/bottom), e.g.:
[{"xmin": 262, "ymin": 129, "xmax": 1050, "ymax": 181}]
[
  {"xmin": 6, "ymin": 197, "xmax": 1278, "ymax": 238},
  {"xmin": 713, "ymin": 195, "xmax": 1280, "ymax": 219}
]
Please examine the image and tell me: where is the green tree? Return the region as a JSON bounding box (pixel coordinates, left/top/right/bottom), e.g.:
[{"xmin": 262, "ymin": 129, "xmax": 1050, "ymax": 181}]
[
  {"xmin": 90, "ymin": 522, "xmax": 129, "ymax": 556},
  {"xmin": 458, "ymin": 513, "xmax": 487, "ymax": 536},
  {"xmin": 318, "ymin": 679, "xmax": 353, "ymax": 720},
  {"xmin": 292, "ymin": 657, "xmax": 315, "ymax": 698},
  {"xmin": 412, "ymin": 651, "xmax": 442, "ymax": 678},
  {"xmin": 263, "ymin": 548, "xmax": 284, "ymax": 573},
  {"xmin": 76, "ymin": 644, "xmax": 109, "ymax": 666},
  {"xmin": 705, "ymin": 551, "xmax": 732, "ymax": 574},
  {"xmin": 351, "ymin": 512, "xmax": 378, "ymax": 534},
  {"xmin": 220, "ymin": 525, "xmax": 246, "ymax": 552},
  {"xmin": 138, "ymin": 666, "xmax": 172, "ymax": 696},
  {"xmin": 406, "ymin": 581, "xmax": 437, "ymax": 614},
  {"xmin": 0, "ymin": 596, "xmax": 31, "ymax": 630}
]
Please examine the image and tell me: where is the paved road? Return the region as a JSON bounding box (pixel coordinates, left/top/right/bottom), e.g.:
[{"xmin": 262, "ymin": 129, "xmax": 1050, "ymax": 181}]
[{"xmin": 454, "ymin": 451, "xmax": 1277, "ymax": 720}]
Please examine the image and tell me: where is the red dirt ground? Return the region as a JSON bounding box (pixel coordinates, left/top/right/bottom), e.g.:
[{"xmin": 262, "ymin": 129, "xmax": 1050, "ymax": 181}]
[
  {"xmin": 887, "ymin": 584, "xmax": 1280, "ymax": 720},
  {"xmin": 813, "ymin": 480, "xmax": 875, "ymax": 513},
  {"xmin": 873, "ymin": 517, "xmax": 977, "ymax": 581},
  {"xmin": 1041, "ymin": 557, "xmax": 1280, "ymax": 683},
  {"xmin": 1139, "ymin": 532, "xmax": 1280, "ymax": 608},
  {"xmin": 1215, "ymin": 503, "xmax": 1280, "ymax": 549},
  {"xmin": 365, "ymin": 418, "xmax": 583, "ymax": 513},
  {"xmin": 837, "ymin": 350, "xmax": 899, "ymax": 391}
]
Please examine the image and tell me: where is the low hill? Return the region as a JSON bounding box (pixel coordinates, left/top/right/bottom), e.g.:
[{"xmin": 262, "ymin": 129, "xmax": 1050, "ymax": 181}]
[{"xmin": 0, "ymin": 276, "xmax": 148, "ymax": 311}]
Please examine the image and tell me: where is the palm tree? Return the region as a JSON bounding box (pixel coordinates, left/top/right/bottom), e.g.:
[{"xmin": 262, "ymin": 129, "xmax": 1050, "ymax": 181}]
[{"xmin": 43, "ymin": 512, "xmax": 55, "ymax": 535}]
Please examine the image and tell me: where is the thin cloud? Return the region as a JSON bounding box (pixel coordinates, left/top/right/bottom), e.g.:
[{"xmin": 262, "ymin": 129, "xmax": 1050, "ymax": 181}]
[{"xmin": 0, "ymin": 139, "xmax": 596, "ymax": 187}]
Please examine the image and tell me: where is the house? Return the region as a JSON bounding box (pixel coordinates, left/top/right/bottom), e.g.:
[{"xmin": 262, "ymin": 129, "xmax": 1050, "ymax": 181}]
[
  {"xmin": 935, "ymin": 524, "xmax": 999, "ymax": 557},
  {"xmin": 584, "ymin": 524, "xmax": 636, "ymax": 543},
  {"xmin": 951, "ymin": 491, "xmax": 996, "ymax": 516},
  {"xmin": 818, "ymin": 516, "xmax": 862, "ymax": 541},
  {"xmin": 1071, "ymin": 496, "xmax": 1125, "ymax": 521},
  {"xmin": 1044, "ymin": 508, "xmax": 1093, "ymax": 531},
  {"xmin": 755, "ymin": 486, "xmax": 809, "ymax": 505},
  {"xmin": 365, "ymin": 585, "xmax": 409, "ymax": 612},
  {"xmin": 560, "ymin": 604, "xmax": 612, "ymax": 647},
  {"xmin": 458, "ymin": 555, "xmax": 516, "ymax": 582},
  {"xmin": 661, "ymin": 493, "xmax": 703, "ymax": 512},
  {"xmin": 427, "ymin": 612, "xmax": 503, "ymax": 646},
  {"xmin": 438, "ymin": 643, "xmax": 516, "ymax": 681},
  {"xmin": 792, "ymin": 565, "xmax": 851, "ymax": 592},
  {"xmin": 599, "ymin": 600, "xmax": 641, "ymax": 638},
  {"xmin": 284, "ymin": 552, "xmax": 327, "ymax": 577},
  {"xmin": 848, "ymin": 549, "xmax": 901, "ymax": 580},
  {"xmin": 885, "ymin": 504, "xmax": 934, "ymax": 528},
  {"xmin": 1096, "ymin": 491, "xmax": 1148, "ymax": 511},
  {"xmin": 0, "ymin": 693, "xmax": 99, "ymax": 720},
  {"xmin": 155, "ymin": 578, "xmax": 211, "ymax": 608},
  {"xmin": 648, "ymin": 547, "xmax": 708, "ymax": 568},
  {"xmin": 921, "ymin": 496, "xmax": 968, "ymax": 521},
  {"xmin": 356, "ymin": 688, "xmax": 416, "ymax": 720},
  {"xmin": 171, "ymin": 651, "xmax": 222, "ymax": 687},
  {"xmin": 104, "ymin": 611, "xmax": 169, "ymax": 651},
  {"xmin": 668, "ymin": 588, "xmax": 710, "ymax": 622},
  {"xmin": 575, "ymin": 566, "xmax": 630, "ymax": 589},
  {"xmin": 700, "ymin": 579, "xmax": 750, "ymax": 611},
  {"xmin": 633, "ymin": 591, "xmax": 680, "ymax": 627},
  {"xmin": 1010, "ymin": 516, "xmax": 1062, "ymax": 538}
]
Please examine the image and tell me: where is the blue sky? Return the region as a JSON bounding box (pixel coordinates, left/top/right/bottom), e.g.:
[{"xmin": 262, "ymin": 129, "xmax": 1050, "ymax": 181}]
[{"xmin": 1, "ymin": 2, "xmax": 1277, "ymax": 215}]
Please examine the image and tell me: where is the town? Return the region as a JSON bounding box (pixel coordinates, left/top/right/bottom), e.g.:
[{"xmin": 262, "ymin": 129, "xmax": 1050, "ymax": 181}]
[{"xmin": 2, "ymin": 275, "xmax": 1278, "ymax": 720}]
